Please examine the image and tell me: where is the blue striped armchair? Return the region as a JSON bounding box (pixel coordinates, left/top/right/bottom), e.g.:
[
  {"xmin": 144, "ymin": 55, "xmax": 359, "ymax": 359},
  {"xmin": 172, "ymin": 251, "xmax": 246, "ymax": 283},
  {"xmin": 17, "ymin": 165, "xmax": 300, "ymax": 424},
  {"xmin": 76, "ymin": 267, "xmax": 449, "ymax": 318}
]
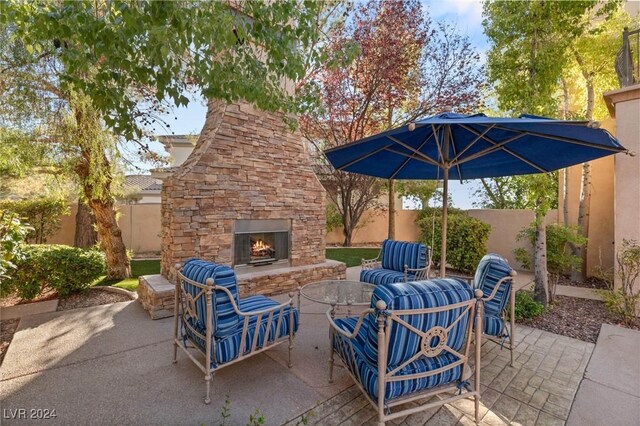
[
  {"xmin": 327, "ymin": 278, "xmax": 484, "ymax": 425},
  {"xmin": 472, "ymin": 254, "xmax": 517, "ymax": 366},
  {"xmin": 172, "ymin": 259, "xmax": 299, "ymax": 404},
  {"xmin": 360, "ymin": 239, "xmax": 431, "ymax": 285}
]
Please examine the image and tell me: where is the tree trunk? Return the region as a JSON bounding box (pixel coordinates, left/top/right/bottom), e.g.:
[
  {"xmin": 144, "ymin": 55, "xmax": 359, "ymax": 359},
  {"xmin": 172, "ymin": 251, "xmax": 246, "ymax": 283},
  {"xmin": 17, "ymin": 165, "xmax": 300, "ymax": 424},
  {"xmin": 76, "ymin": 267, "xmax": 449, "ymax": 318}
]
[
  {"xmin": 572, "ymin": 161, "xmax": 591, "ymax": 281},
  {"xmin": 562, "ymin": 168, "xmax": 570, "ymax": 226},
  {"xmin": 342, "ymin": 224, "xmax": 353, "ymax": 247},
  {"xmin": 388, "ymin": 179, "xmax": 396, "ymax": 240},
  {"xmin": 88, "ymin": 196, "xmax": 131, "ymax": 279},
  {"xmin": 561, "ymin": 77, "xmax": 569, "ymax": 120},
  {"xmin": 74, "ymin": 200, "xmax": 98, "ymax": 248},
  {"xmin": 386, "ymin": 107, "xmax": 395, "ymax": 240},
  {"xmin": 73, "ymin": 102, "xmax": 131, "ymax": 279},
  {"xmin": 533, "ymin": 213, "xmax": 549, "ymax": 307},
  {"xmin": 571, "ymin": 49, "xmax": 594, "ymax": 282}
]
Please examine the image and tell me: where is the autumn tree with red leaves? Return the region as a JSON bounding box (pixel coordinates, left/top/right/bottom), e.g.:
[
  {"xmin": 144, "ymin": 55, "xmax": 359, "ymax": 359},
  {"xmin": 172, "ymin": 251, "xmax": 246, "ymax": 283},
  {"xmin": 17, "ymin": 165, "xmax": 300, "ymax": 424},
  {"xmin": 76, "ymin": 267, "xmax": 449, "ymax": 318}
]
[{"xmin": 302, "ymin": 0, "xmax": 485, "ymax": 246}]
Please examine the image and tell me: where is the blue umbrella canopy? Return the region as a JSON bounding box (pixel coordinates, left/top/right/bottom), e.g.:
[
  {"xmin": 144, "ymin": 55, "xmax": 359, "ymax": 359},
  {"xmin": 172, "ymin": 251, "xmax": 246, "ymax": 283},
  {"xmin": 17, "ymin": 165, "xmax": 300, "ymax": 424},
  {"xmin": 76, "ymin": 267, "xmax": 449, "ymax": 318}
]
[
  {"xmin": 324, "ymin": 112, "xmax": 627, "ymax": 277},
  {"xmin": 325, "ymin": 113, "xmax": 625, "ymax": 180}
]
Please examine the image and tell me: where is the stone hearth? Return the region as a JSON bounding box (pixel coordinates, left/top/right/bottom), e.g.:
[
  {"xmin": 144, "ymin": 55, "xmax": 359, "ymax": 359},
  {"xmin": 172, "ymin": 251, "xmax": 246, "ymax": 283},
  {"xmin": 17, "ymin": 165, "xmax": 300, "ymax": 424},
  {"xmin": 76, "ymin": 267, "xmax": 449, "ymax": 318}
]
[{"xmin": 160, "ymin": 99, "xmax": 344, "ymax": 295}]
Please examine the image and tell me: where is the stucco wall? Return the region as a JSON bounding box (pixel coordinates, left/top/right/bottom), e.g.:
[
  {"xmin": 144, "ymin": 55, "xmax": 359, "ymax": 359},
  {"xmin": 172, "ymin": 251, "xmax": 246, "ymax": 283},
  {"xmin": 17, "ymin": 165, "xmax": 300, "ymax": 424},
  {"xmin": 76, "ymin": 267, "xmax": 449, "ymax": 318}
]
[
  {"xmin": 559, "ymin": 155, "xmax": 616, "ymax": 276},
  {"xmin": 605, "ymin": 84, "xmax": 640, "ymax": 290},
  {"xmin": 467, "ymin": 209, "xmax": 559, "ymax": 268},
  {"xmin": 327, "ymin": 207, "xmax": 558, "ymax": 270},
  {"xmin": 47, "ymin": 203, "xmax": 162, "ymax": 256}
]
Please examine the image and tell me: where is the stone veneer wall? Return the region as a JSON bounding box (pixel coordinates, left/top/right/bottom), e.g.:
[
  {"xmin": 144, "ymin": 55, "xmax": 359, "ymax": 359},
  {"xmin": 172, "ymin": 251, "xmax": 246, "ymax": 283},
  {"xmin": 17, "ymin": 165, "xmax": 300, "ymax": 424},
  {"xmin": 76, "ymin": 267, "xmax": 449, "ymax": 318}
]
[{"xmin": 160, "ymin": 99, "xmax": 327, "ymax": 282}]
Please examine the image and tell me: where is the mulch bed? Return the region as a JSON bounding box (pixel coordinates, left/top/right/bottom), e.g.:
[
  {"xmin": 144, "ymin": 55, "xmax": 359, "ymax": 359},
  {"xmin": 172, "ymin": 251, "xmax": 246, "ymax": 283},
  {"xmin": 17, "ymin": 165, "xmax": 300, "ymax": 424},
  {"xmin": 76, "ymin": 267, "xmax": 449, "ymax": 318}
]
[
  {"xmin": 519, "ymin": 295, "xmax": 640, "ymax": 344},
  {"xmin": 557, "ymin": 274, "xmax": 609, "ymax": 290},
  {"xmin": 0, "ymin": 289, "xmax": 58, "ymax": 308},
  {"xmin": 0, "ymin": 319, "xmax": 20, "ymax": 366},
  {"xmin": 56, "ymin": 288, "xmax": 132, "ymax": 311}
]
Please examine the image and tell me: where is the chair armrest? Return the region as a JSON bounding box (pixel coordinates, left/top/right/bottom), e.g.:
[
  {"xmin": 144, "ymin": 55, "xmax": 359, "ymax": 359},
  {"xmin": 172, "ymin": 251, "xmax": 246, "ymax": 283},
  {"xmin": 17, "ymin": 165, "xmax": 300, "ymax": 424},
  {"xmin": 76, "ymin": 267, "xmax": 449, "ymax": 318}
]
[
  {"xmin": 482, "ymin": 274, "xmax": 515, "ymax": 302},
  {"xmin": 404, "ymin": 265, "xmax": 430, "ymax": 281},
  {"xmin": 211, "ymin": 283, "xmax": 293, "ymax": 317},
  {"xmin": 361, "ymin": 258, "xmax": 382, "ymax": 270},
  {"xmin": 326, "ymin": 309, "xmax": 372, "ymax": 339},
  {"xmin": 236, "ymin": 299, "xmax": 293, "ymax": 317}
]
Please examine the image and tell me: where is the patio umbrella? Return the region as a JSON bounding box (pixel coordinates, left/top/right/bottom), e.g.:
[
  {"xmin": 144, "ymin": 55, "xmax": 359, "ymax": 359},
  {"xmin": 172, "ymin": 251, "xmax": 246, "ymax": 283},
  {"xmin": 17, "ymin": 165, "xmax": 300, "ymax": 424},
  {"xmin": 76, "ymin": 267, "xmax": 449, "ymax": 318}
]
[{"xmin": 323, "ymin": 112, "xmax": 628, "ymax": 278}]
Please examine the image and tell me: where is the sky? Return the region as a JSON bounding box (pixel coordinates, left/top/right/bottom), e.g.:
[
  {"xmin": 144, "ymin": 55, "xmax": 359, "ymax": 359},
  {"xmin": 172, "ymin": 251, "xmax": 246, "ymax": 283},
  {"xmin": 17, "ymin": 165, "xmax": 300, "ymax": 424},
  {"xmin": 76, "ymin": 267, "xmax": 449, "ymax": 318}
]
[{"xmin": 142, "ymin": 0, "xmax": 489, "ymax": 210}]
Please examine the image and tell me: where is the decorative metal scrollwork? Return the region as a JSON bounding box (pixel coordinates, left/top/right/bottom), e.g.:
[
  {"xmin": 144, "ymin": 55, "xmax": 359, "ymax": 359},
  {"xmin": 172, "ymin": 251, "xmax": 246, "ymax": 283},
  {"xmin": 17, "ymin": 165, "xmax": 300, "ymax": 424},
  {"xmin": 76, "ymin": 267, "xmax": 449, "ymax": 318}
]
[{"xmin": 421, "ymin": 326, "xmax": 448, "ymax": 357}]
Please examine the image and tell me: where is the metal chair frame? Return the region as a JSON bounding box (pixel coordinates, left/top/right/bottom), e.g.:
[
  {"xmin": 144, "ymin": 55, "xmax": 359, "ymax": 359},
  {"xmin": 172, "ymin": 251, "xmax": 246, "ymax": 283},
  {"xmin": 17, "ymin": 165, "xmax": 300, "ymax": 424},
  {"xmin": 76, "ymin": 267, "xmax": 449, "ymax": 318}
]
[
  {"xmin": 327, "ymin": 290, "xmax": 484, "ymax": 426},
  {"xmin": 467, "ymin": 270, "xmax": 517, "ymax": 366},
  {"xmin": 172, "ymin": 264, "xmax": 295, "ymax": 404}
]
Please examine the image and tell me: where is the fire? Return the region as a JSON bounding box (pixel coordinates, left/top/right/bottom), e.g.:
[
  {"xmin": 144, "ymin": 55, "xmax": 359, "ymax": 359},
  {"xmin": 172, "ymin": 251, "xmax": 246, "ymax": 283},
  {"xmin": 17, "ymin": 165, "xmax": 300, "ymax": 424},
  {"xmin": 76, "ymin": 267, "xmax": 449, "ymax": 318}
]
[
  {"xmin": 251, "ymin": 239, "xmax": 275, "ymax": 258},
  {"xmin": 252, "ymin": 240, "xmax": 269, "ymax": 250}
]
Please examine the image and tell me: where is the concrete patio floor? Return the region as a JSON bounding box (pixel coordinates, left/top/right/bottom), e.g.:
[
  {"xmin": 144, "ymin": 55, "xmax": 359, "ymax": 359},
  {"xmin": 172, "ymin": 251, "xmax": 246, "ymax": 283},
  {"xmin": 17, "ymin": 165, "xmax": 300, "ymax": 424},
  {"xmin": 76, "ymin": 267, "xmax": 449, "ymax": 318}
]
[{"xmin": 2, "ymin": 287, "xmax": 612, "ymax": 426}]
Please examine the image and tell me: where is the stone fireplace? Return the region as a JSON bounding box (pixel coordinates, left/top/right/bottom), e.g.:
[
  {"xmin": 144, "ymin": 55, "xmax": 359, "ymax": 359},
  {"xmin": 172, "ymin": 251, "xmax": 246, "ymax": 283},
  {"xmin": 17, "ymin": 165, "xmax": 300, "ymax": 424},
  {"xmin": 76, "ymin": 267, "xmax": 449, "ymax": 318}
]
[{"xmin": 159, "ymin": 99, "xmax": 345, "ymax": 296}]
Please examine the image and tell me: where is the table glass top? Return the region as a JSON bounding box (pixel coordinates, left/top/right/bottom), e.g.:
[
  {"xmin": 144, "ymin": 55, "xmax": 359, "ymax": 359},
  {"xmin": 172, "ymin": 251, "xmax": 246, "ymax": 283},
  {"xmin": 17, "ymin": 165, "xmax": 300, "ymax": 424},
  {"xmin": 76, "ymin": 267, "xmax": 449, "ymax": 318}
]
[{"xmin": 300, "ymin": 280, "xmax": 376, "ymax": 306}]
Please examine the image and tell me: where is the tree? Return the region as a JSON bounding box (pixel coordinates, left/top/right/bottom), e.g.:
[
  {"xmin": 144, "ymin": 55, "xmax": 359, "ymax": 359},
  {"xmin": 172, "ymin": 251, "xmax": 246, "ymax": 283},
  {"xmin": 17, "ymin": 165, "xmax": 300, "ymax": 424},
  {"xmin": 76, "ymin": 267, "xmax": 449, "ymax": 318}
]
[
  {"xmin": 396, "ymin": 180, "xmax": 439, "ymax": 211},
  {"xmin": 2, "ymin": 1, "xmax": 336, "ymax": 277},
  {"xmin": 473, "ymin": 172, "xmax": 558, "ymax": 306},
  {"xmin": 515, "ymin": 223, "xmax": 587, "ymax": 303},
  {"xmin": 304, "ymin": 0, "xmax": 485, "ymax": 246},
  {"xmin": 473, "ymin": 175, "xmax": 558, "ymax": 210},
  {"xmin": 482, "ymin": 0, "xmax": 610, "ymax": 116},
  {"xmin": 483, "ymin": 0, "xmax": 624, "ymax": 282},
  {"xmin": 564, "ymin": 8, "xmax": 633, "ymax": 280}
]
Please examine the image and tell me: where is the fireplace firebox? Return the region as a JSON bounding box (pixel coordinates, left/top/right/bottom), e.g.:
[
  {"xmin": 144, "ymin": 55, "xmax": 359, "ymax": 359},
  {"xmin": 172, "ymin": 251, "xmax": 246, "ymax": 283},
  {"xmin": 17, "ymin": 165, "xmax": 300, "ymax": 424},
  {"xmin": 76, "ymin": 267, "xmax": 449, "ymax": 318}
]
[{"xmin": 234, "ymin": 219, "xmax": 290, "ymax": 267}]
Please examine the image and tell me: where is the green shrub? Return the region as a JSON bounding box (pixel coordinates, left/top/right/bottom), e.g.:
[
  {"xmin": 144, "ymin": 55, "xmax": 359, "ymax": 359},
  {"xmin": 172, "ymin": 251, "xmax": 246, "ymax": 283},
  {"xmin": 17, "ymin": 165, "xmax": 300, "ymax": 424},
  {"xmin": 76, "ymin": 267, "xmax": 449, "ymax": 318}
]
[
  {"xmin": 417, "ymin": 208, "xmax": 490, "ymax": 274},
  {"xmin": 1, "ymin": 244, "xmax": 105, "ymax": 300},
  {"xmin": 0, "ymin": 197, "xmax": 69, "ymax": 243},
  {"xmin": 513, "ymin": 292, "xmax": 544, "ymax": 320},
  {"xmin": 597, "ymin": 240, "xmax": 640, "ymax": 326},
  {"xmin": 326, "ymin": 203, "xmax": 343, "ymax": 232},
  {"xmin": 0, "ymin": 210, "xmax": 32, "ymax": 279},
  {"xmin": 514, "ymin": 223, "xmax": 586, "ymax": 301}
]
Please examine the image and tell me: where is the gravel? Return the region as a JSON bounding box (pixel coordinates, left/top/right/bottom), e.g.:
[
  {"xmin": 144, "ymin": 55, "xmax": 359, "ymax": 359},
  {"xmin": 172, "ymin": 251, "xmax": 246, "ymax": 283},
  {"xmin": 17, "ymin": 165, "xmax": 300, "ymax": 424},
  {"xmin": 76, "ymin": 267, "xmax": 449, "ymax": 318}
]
[{"xmin": 519, "ymin": 295, "xmax": 640, "ymax": 343}]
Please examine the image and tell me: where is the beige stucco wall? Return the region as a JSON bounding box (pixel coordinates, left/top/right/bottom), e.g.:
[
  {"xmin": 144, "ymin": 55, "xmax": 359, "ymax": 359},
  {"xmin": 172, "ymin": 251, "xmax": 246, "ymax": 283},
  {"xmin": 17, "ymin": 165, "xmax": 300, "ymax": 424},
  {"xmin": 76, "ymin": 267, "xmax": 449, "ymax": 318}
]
[
  {"xmin": 326, "ymin": 208, "xmax": 420, "ymax": 245},
  {"xmin": 559, "ymin": 154, "xmax": 616, "ymax": 276},
  {"xmin": 327, "ymin": 205, "xmax": 558, "ymax": 271},
  {"xmin": 47, "ymin": 204, "xmax": 77, "ymax": 246},
  {"xmin": 47, "ymin": 203, "xmax": 162, "ymax": 256},
  {"xmin": 118, "ymin": 204, "xmax": 162, "ymax": 254},
  {"xmin": 604, "ymin": 84, "xmax": 640, "ymax": 290},
  {"xmin": 467, "ymin": 209, "xmax": 558, "ymax": 269}
]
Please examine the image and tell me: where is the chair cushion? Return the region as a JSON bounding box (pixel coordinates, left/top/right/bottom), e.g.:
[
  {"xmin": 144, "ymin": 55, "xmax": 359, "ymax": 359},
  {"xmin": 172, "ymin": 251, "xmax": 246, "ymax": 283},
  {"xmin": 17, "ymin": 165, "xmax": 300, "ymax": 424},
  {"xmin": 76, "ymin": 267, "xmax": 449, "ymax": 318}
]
[
  {"xmin": 360, "ymin": 268, "xmax": 411, "ymax": 285},
  {"xmin": 180, "ymin": 259, "xmax": 240, "ymax": 338},
  {"xmin": 364, "ymin": 279, "xmax": 474, "ymax": 369},
  {"xmin": 334, "ymin": 279, "xmax": 472, "ymax": 400},
  {"xmin": 333, "ymin": 322, "xmax": 463, "ymax": 400},
  {"xmin": 238, "ymin": 295, "xmax": 299, "ymax": 337},
  {"xmin": 473, "ymin": 254, "xmax": 513, "ymax": 317},
  {"xmin": 357, "ymin": 350, "xmax": 463, "ymax": 400},
  {"xmin": 380, "ymin": 240, "xmax": 427, "ymax": 272},
  {"xmin": 483, "ymin": 314, "xmax": 505, "ymax": 337},
  {"xmin": 184, "ymin": 294, "xmax": 298, "ymax": 367}
]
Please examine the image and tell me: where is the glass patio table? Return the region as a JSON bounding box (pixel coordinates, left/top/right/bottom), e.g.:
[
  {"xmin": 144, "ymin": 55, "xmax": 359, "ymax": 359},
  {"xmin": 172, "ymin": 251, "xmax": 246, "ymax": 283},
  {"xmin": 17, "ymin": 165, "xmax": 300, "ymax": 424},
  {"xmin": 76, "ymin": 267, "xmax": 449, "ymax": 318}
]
[{"xmin": 298, "ymin": 280, "xmax": 376, "ymax": 318}]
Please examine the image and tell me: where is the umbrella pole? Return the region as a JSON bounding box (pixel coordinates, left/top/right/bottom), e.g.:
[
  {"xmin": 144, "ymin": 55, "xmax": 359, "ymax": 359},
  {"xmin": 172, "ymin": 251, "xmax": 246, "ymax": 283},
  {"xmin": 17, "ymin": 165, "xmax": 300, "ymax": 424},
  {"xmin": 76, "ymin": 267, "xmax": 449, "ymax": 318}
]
[{"xmin": 440, "ymin": 167, "xmax": 449, "ymax": 278}]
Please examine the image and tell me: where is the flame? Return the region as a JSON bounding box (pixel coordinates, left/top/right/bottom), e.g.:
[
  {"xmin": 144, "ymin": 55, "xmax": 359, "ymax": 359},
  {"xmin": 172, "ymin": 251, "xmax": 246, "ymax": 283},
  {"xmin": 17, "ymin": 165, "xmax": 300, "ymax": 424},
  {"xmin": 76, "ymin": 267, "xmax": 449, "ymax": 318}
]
[{"xmin": 252, "ymin": 239, "xmax": 269, "ymax": 250}]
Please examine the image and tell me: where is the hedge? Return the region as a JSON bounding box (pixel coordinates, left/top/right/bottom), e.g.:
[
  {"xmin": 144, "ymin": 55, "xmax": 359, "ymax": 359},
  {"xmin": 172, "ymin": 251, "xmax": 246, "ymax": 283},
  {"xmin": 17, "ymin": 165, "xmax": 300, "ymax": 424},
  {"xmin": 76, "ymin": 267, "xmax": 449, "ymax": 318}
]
[
  {"xmin": 417, "ymin": 208, "xmax": 491, "ymax": 274},
  {"xmin": 1, "ymin": 244, "xmax": 105, "ymax": 300},
  {"xmin": 0, "ymin": 198, "xmax": 69, "ymax": 244}
]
